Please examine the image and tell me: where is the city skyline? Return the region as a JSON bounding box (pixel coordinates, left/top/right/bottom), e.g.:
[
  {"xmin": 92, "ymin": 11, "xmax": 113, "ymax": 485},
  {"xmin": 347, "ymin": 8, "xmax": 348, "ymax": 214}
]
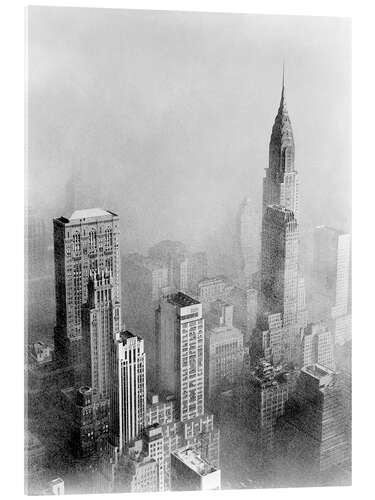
[
  {"xmin": 27, "ymin": 7, "xmax": 351, "ymax": 258},
  {"xmin": 25, "ymin": 6, "xmax": 351, "ymax": 496}
]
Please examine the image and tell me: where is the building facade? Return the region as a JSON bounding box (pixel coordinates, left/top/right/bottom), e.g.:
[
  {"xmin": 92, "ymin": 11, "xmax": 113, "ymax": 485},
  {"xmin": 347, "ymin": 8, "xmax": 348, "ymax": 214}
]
[
  {"xmin": 53, "ymin": 208, "xmax": 121, "ymax": 382},
  {"xmin": 275, "ymin": 364, "xmax": 350, "ymax": 474},
  {"xmin": 156, "ymin": 292, "xmax": 205, "ymax": 422},
  {"xmin": 82, "ymin": 270, "xmax": 120, "ymax": 398},
  {"xmin": 111, "ymin": 331, "xmax": 146, "ymax": 453},
  {"xmin": 205, "ymin": 303, "xmax": 244, "ymax": 402},
  {"xmin": 171, "ymin": 446, "xmax": 221, "ymax": 491},
  {"xmin": 61, "ymin": 386, "xmax": 110, "ymax": 458},
  {"xmin": 236, "ymin": 196, "xmax": 260, "ymax": 288},
  {"xmin": 301, "ymin": 322, "xmax": 335, "ymax": 370}
]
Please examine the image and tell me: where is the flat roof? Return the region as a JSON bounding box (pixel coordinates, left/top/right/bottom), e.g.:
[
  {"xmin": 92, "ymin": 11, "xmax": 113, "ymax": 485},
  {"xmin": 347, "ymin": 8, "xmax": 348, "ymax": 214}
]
[
  {"xmin": 55, "ymin": 208, "xmax": 118, "ymax": 224},
  {"xmin": 168, "ymin": 292, "xmax": 200, "ymax": 307},
  {"xmin": 172, "ymin": 447, "xmax": 217, "ymax": 476},
  {"xmin": 118, "ymin": 330, "xmax": 143, "ymax": 343},
  {"xmin": 302, "ymin": 363, "xmax": 336, "ymax": 379},
  {"xmin": 70, "ymin": 208, "xmax": 114, "ymax": 220}
]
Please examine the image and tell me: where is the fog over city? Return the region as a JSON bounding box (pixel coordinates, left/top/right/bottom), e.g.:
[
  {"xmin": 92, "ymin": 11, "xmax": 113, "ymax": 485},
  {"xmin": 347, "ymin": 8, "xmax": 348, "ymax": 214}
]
[
  {"xmin": 27, "ymin": 7, "xmax": 350, "ymax": 257},
  {"xmin": 25, "ymin": 7, "xmax": 351, "ymax": 495}
]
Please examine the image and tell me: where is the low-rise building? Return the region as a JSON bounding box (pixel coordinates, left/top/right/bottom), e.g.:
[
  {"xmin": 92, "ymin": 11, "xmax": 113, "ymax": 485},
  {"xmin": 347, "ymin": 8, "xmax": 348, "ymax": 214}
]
[{"xmin": 171, "ymin": 446, "xmax": 221, "ymax": 490}]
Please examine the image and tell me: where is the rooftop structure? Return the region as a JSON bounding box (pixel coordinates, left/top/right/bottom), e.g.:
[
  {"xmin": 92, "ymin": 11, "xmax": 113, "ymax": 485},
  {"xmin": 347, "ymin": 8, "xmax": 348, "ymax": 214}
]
[
  {"xmin": 172, "ymin": 447, "xmax": 217, "ymax": 476},
  {"xmin": 167, "ymin": 292, "xmax": 200, "ymax": 308}
]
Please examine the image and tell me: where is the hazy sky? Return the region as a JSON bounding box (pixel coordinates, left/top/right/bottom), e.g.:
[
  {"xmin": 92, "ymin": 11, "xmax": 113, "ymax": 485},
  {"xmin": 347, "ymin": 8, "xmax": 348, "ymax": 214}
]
[{"xmin": 27, "ymin": 7, "xmax": 351, "ymax": 255}]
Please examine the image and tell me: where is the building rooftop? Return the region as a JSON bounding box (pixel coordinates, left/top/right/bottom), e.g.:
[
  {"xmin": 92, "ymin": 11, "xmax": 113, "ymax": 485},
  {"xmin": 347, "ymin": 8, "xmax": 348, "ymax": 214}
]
[
  {"xmin": 55, "ymin": 208, "xmax": 118, "ymax": 224},
  {"xmin": 302, "ymin": 363, "xmax": 336, "ymax": 380},
  {"xmin": 315, "ymin": 225, "xmax": 349, "ymax": 236},
  {"xmin": 198, "ymin": 276, "xmax": 227, "ymax": 286},
  {"xmin": 172, "ymin": 447, "xmax": 217, "ymax": 476},
  {"xmin": 168, "ymin": 292, "xmax": 200, "ymax": 308},
  {"xmin": 118, "ymin": 330, "xmax": 143, "ymax": 343}
]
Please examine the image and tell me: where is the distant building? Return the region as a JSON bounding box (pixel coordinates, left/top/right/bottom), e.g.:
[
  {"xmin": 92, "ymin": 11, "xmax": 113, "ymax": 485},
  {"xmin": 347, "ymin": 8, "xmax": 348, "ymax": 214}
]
[
  {"xmin": 122, "ymin": 253, "xmax": 169, "ymax": 382},
  {"xmin": 47, "ymin": 478, "xmax": 64, "ymax": 495},
  {"xmin": 82, "ymin": 270, "xmax": 120, "ymax": 398},
  {"xmin": 148, "ymin": 240, "xmax": 187, "ymax": 287},
  {"xmin": 25, "ymin": 430, "xmax": 46, "ymax": 472},
  {"xmin": 60, "ymin": 386, "xmax": 110, "ymax": 458},
  {"xmin": 171, "ymin": 446, "xmax": 221, "ymax": 490},
  {"xmin": 205, "ymin": 303, "xmax": 244, "ymax": 402},
  {"xmin": 275, "ymin": 364, "xmax": 350, "ymax": 474},
  {"xmin": 236, "ymin": 196, "xmax": 260, "ymax": 288},
  {"xmin": 156, "ymin": 292, "xmax": 204, "ymax": 422},
  {"xmin": 301, "ymin": 322, "xmax": 335, "ymax": 370},
  {"xmin": 29, "ymin": 341, "xmax": 53, "ymax": 365},
  {"xmin": 111, "ymin": 331, "xmax": 146, "ymax": 452},
  {"xmin": 224, "ymin": 285, "xmax": 258, "ymax": 343},
  {"xmin": 188, "ymin": 252, "xmax": 208, "ymax": 292},
  {"xmin": 312, "ymin": 226, "xmax": 351, "ymax": 346},
  {"xmin": 53, "ymin": 208, "xmax": 121, "ymax": 383},
  {"xmin": 198, "ymin": 276, "xmax": 227, "ymax": 313}
]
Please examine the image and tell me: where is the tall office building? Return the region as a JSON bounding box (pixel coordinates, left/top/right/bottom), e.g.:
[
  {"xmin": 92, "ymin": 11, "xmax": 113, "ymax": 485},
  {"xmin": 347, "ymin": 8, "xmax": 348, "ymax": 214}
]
[
  {"xmin": 256, "ymin": 74, "xmax": 308, "ymax": 366},
  {"xmin": 236, "ymin": 196, "xmax": 260, "ymax": 287},
  {"xmin": 243, "ymin": 360, "xmax": 289, "ymax": 452},
  {"xmin": 148, "ymin": 241, "xmax": 187, "ymax": 288},
  {"xmin": 261, "ymin": 206, "xmax": 299, "ymax": 322},
  {"xmin": 53, "ymin": 208, "xmax": 121, "ymax": 382},
  {"xmin": 188, "ymin": 252, "xmax": 208, "ymax": 292},
  {"xmin": 61, "ymin": 386, "xmax": 110, "ymax": 458},
  {"xmin": 205, "ymin": 303, "xmax": 244, "ymax": 402},
  {"xmin": 301, "ymin": 322, "xmax": 335, "ymax": 370},
  {"xmin": 122, "ymin": 253, "xmax": 169, "ymax": 381},
  {"xmin": 156, "ymin": 292, "xmax": 204, "ymax": 422},
  {"xmin": 111, "ymin": 331, "xmax": 146, "ymax": 453},
  {"xmin": 312, "ymin": 226, "xmax": 351, "ymax": 345},
  {"xmin": 82, "ymin": 270, "xmax": 120, "ymax": 398},
  {"xmin": 262, "ymin": 70, "xmax": 299, "ymax": 221},
  {"xmin": 257, "ymin": 205, "xmax": 305, "ymax": 364},
  {"xmin": 275, "ymin": 364, "xmax": 350, "ymax": 475}
]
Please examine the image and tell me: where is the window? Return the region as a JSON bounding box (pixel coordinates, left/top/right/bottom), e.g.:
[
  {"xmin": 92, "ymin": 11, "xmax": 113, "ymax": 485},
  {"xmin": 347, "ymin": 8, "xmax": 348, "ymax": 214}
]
[
  {"xmin": 73, "ymin": 232, "xmax": 81, "ymax": 253},
  {"xmin": 105, "ymin": 227, "xmax": 113, "ymax": 250},
  {"xmin": 89, "ymin": 230, "xmax": 97, "ymax": 252}
]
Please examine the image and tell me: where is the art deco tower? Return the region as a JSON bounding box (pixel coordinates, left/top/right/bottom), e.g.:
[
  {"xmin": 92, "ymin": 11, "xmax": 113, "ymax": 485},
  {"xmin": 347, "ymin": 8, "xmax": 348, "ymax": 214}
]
[
  {"xmin": 262, "ymin": 69, "xmax": 299, "ymax": 222},
  {"xmin": 257, "ymin": 71, "xmax": 307, "ymax": 366}
]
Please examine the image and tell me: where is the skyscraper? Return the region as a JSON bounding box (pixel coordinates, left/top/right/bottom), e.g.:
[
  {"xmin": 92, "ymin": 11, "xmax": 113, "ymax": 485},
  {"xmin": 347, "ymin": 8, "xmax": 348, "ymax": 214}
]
[
  {"xmin": 53, "ymin": 208, "xmax": 121, "ymax": 382},
  {"xmin": 262, "ymin": 69, "xmax": 299, "ymax": 221},
  {"xmin": 204, "ymin": 303, "xmax": 244, "ymax": 402},
  {"xmin": 122, "ymin": 253, "xmax": 169, "ymax": 382},
  {"xmin": 110, "ymin": 331, "xmax": 146, "ymax": 453},
  {"xmin": 82, "ymin": 270, "xmax": 121, "ymax": 398},
  {"xmin": 312, "ymin": 226, "xmax": 351, "ymax": 345},
  {"xmin": 275, "ymin": 364, "xmax": 350, "ymax": 476},
  {"xmin": 236, "ymin": 196, "xmax": 260, "ymax": 287},
  {"xmin": 256, "ymin": 73, "xmax": 307, "ymax": 366},
  {"xmin": 301, "ymin": 322, "xmax": 335, "ymax": 370},
  {"xmin": 156, "ymin": 292, "xmax": 205, "ymax": 422},
  {"xmin": 257, "ymin": 205, "xmax": 304, "ymax": 363},
  {"xmin": 243, "ymin": 360, "xmax": 289, "ymax": 452}
]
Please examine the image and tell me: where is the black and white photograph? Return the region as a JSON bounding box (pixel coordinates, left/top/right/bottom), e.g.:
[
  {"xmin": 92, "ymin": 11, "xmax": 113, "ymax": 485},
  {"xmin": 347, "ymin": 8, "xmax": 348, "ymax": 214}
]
[{"xmin": 24, "ymin": 5, "xmax": 352, "ymax": 496}]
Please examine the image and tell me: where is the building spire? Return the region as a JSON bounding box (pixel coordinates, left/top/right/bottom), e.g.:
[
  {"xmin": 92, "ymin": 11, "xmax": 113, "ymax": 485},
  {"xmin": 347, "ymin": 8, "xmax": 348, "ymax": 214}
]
[{"xmin": 279, "ymin": 61, "xmax": 287, "ymax": 113}]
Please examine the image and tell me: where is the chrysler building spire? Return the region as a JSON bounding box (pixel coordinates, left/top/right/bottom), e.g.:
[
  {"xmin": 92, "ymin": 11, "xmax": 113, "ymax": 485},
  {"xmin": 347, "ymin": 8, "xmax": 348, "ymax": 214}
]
[{"xmin": 262, "ymin": 66, "xmax": 299, "ymax": 221}]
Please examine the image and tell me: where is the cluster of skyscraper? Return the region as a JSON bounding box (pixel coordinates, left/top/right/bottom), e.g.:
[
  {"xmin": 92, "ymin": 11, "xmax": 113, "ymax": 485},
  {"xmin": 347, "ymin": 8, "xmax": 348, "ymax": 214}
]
[{"xmin": 26, "ymin": 73, "xmax": 351, "ymax": 494}]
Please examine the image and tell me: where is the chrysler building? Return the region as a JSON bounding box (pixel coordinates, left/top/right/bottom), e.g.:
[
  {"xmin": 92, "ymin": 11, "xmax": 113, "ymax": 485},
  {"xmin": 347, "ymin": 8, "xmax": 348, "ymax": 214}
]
[{"xmin": 262, "ymin": 68, "xmax": 299, "ymax": 222}]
